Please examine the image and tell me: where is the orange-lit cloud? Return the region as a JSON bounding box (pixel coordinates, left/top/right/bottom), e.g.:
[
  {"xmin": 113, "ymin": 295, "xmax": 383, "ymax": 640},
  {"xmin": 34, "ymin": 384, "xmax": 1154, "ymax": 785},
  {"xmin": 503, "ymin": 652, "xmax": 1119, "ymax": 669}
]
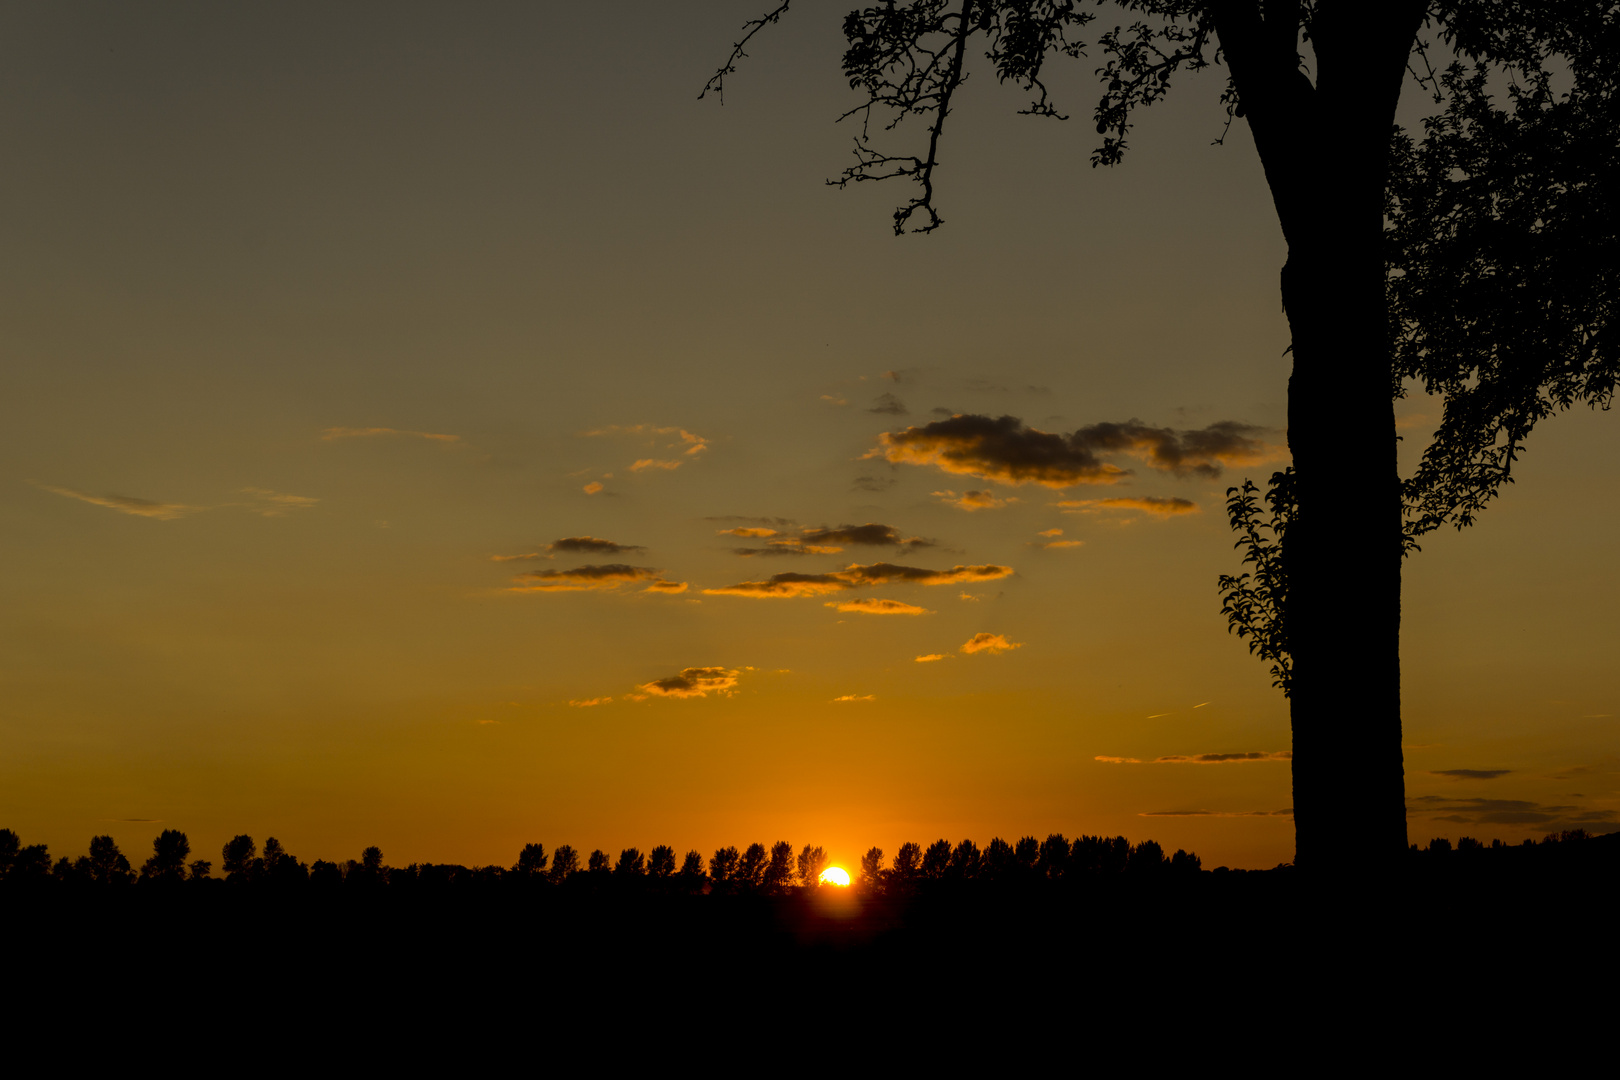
[
  {"xmin": 33, "ymin": 483, "xmax": 203, "ymax": 521},
  {"xmin": 587, "ymin": 424, "xmax": 710, "ymax": 456},
  {"xmin": 569, "ymin": 697, "xmax": 612, "ymax": 707},
  {"xmin": 508, "ymin": 564, "xmax": 665, "ymax": 592},
  {"xmin": 642, "ymin": 579, "xmax": 689, "ymax": 594},
  {"xmin": 1139, "ymin": 809, "xmax": 1295, "ymax": 817},
  {"xmin": 718, "ymin": 527, "xmax": 780, "ymax": 538},
  {"xmin": 934, "ymin": 489, "xmax": 1016, "ymax": 511},
  {"xmin": 825, "ymin": 598, "xmax": 931, "ymax": 615},
  {"xmin": 915, "ymin": 653, "xmax": 947, "ymax": 663},
  {"xmin": 730, "ymin": 522, "xmax": 933, "ymax": 557},
  {"xmin": 629, "ymin": 458, "xmax": 682, "ymax": 472},
  {"xmin": 583, "ymin": 481, "xmax": 604, "ymax": 495},
  {"xmin": 1430, "ymin": 768, "xmax": 1511, "ymax": 780},
  {"xmin": 832, "ymin": 694, "xmax": 877, "ymax": 702},
  {"xmin": 635, "ymin": 666, "xmax": 739, "ymax": 699},
  {"xmin": 1037, "ymin": 539, "xmax": 1084, "ymax": 549},
  {"xmin": 872, "ymin": 414, "xmax": 1272, "ymax": 487},
  {"xmin": 1037, "ymin": 528, "xmax": 1063, "ymax": 537},
  {"xmin": 1056, "ymin": 496, "xmax": 1199, "ymax": 516},
  {"xmin": 704, "ymin": 562, "xmax": 1012, "ymax": 598},
  {"xmin": 1095, "ymin": 756, "xmax": 1143, "ymax": 764},
  {"xmin": 321, "ymin": 426, "xmax": 460, "ymax": 444},
  {"xmin": 961, "ymin": 632, "xmax": 1022, "ymax": 655}
]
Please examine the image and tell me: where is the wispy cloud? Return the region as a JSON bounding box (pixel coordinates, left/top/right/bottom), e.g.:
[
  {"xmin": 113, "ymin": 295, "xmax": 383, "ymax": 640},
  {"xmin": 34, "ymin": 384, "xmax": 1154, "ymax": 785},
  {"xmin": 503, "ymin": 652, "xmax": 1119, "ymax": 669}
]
[
  {"xmin": 833, "ymin": 694, "xmax": 876, "ymax": 702},
  {"xmin": 1096, "ymin": 751, "xmax": 1291, "ymax": 765},
  {"xmin": 33, "ymin": 482, "xmax": 203, "ymax": 520},
  {"xmin": 1409, "ymin": 795, "xmax": 1617, "ymax": 827},
  {"xmin": 586, "ymin": 424, "xmax": 710, "ymax": 457},
  {"xmin": 1139, "ymin": 808, "xmax": 1295, "ymax": 817},
  {"xmin": 825, "ymin": 598, "xmax": 931, "ymax": 615},
  {"xmin": 321, "ymin": 426, "xmax": 460, "ymax": 444},
  {"xmin": 961, "ymin": 632, "xmax": 1022, "ymax": 655},
  {"xmin": 704, "ymin": 562, "xmax": 1012, "ymax": 598},
  {"xmin": 933, "ymin": 489, "xmax": 1017, "ymax": 511},
  {"xmin": 642, "ymin": 579, "xmax": 689, "ymax": 594},
  {"xmin": 1055, "ymin": 496, "xmax": 1198, "ymax": 516},
  {"xmin": 915, "ymin": 653, "xmax": 947, "ymax": 663},
  {"xmin": 629, "ymin": 459, "xmax": 683, "ymax": 472},
  {"xmin": 872, "ymin": 414, "xmax": 1274, "ymax": 488},
  {"xmin": 569, "ymin": 697, "xmax": 612, "ymax": 707},
  {"xmin": 1431, "ymin": 769, "xmax": 1511, "ymax": 780},
  {"xmin": 582, "ymin": 481, "xmax": 605, "ymax": 495},
  {"xmin": 633, "ymin": 666, "xmax": 739, "ymax": 700},
  {"xmin": 238, "ymin": 488, "xmax": 318, "ymax": 517},
  {"xmin": 869, "ymin": 393, "xmax": 908, "ymax": 416},
  {"xmin": 728, "ymin": 523, "xmax": 933, "ymax": 557}
]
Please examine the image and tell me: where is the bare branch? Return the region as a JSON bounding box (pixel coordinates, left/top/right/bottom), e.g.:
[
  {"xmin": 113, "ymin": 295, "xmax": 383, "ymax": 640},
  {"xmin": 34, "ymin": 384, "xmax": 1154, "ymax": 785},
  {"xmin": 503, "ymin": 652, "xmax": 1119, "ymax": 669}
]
[{"xmin": 701, "ymin": 2, "xmax": 795, "ymax": 103}]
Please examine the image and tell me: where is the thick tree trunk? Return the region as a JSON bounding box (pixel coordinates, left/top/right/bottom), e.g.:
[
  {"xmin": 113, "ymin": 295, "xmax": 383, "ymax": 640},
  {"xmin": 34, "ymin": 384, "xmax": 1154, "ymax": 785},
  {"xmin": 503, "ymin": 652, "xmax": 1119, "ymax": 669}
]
[{"xmin": 1214, "ymin": 1, "xmax": 1424, "ymax": 869}]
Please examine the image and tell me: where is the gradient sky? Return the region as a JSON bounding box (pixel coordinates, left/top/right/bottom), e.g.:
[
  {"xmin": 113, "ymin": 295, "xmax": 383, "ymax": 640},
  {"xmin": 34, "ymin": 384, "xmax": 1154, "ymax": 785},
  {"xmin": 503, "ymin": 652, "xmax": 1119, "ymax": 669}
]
[{"xmin": 3, "ymin": 2, "xmax": 1615, "ymax": 872}]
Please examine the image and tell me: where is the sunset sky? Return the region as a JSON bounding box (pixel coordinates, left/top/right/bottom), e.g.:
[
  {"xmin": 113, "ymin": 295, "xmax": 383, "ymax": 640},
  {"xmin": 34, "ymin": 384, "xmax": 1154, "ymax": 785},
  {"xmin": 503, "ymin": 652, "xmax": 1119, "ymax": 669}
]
[{"xmin": 3, "ymin": 2, "xmax": 1616, "ymax": 872}]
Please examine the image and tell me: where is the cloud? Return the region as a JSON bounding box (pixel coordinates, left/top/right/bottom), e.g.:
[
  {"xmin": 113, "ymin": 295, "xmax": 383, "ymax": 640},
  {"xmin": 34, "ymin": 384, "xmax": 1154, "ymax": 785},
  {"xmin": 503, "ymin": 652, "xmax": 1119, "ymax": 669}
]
[
  {"xmin": 1408, "ymin": 795, "xmax": 1617, "ymax": 827},
  {"xmin": 718, "ymin": 527, "xmax": 780, "ymax": 538},
  {"xmin": 1095, "ymin": 756, "xmax": 1143, "ymax": 764},
  {"xmin": 915, "ymin": 653, "xmax": 947, "ymax": 663},
  {"xmin": 869, "ymin": 393, "xmax": 908, "ymax": 416},
  {"xmin": 583, "ymin": 481, "xmax": 604, "ymax": 495},
  {"xmin": 732, "ymin": 523, "xmax": 933, "ymax": 556},
  {"xmin": 820, "ymin": 394, "xmax": 849, "ymax": 406},
  {"xmin": 586, "ymin": 424, "xmax": 710, "ymax": 456},
  {"xmin": 871, "ymin": 414, "xmax": 1273, "ymax": 488},
  {"xmin": 801, "ymin": 523, "xmax": 933, "ymax": 549},
  {"xmin": 629, "ymin": 459, "xmax": 683, "ymax": 472},
  {"xmin": 642, "ymin": 579, "xmax": 689, "ymax": 594},
  {"xmin": 1037, "ymin": 539, "xmax": 1084, "ymax": 550},
  {"xmin": 934, "ymin": 489, "xmax": 1016, "ymax": 511},
  {"xmin": 833, "ymin": 694, "xmax": 876, "ymax": 702},
  {"xmin": 239, "ymin": 487, "xmax": 319, "ymax": 517},
  {"xmin": 961, "ymin": 632, "xmax": 1022, "ymax": 655},
  {"xmin": 551, "ymin": 536, "xmax": 645, "ymax": 555},
  {"xmin": 1056, "ymin": 496, "xmax": 1199, "ymax": 516},
  {"xmin": 1037, "ymin": 528, "xmax": 1064, "ymax": 538},
  {"xmin": 854, "ymin": 474, "xmax": 898, "ymax": 492},
  {"xmin": 508, "ymin": 564, "xmax": 666, "ymax": 592},
  {"xmin": 636, "ymin": 666, "xmax": 739, "ymax": 699},
  {"xmin": 1156, "ymin": 751, "xmax": 1291, "ymax": 764},
  {"xmin": 1139, "ymin": 809, "xmax": 1295, "ymax": 817},
  {"xmin": 706, "ymin": 515, "xmax": 796, "ymax": 528},
  {"xmin": 321, "ymin": 426, "xmax": 460, "ymax": 444},
  {"xmin": 569, "ymin": 697, "xmax": 612, "ymax": 707},
  {"xmin": 33, "ymin": 483, "xmax": 202, "ymax": 520},
  {"xmin": 1431, "ymin": 769, "xmax": 1511, "ymax": 780},
  {"xmin": 825, "ymin": 598, "xmax": 931, "ymax": 615},
  {"xmin": 705, "ymin": 561, "xmax": 1012, "ymax": 598}
]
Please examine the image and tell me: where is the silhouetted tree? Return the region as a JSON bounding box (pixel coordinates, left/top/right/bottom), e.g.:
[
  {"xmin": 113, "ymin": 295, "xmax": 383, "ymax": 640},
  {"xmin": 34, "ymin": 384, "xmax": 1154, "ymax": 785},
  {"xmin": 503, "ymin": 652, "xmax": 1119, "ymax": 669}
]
[
  {"xmin": 980, "ymin": 837, "xmax": 1015, "ymax": 881},
  {"xmin": 858, "ymin": 847, "xmax": 885, "ymax": 892},
  {"xmin": 141, "ymin": 829, "xmax": 190, "ymax": 882},
  {"xmin": 1170, "ymin": 849, "xmax": 1202, "ymax": 875},
  {"xmin": 797, "ymin": 844, "xmax": 829, "ymax": 888},
  {"xmin": 736, "ymin": 844, "xmax": 768, "ymax": 891},
  {"xmin": 1037, "ymin": 834, "xmax": 1070, "ymax": 880},
  {"xmin": 679, "ymin": 850, "xmax": 706, "ymax": 884},
  {"xmin": 763, "ymin": 841, "xmax": 795, "ymax": 893},
  {"xmin": 309, "ymin": 859, "xmax": 341, "ymax": 887},
  {"xmin": 648, "ymin": 845, "xmax": 677, "ymax": 878},
  {"xmin": 709, "ymin": 846, "xmax": 740, "ymax": 886},
  {"xmin": 891, "ymin": 842, "xmax": 923, "ymax": 884},
  {"xmin": 12, "ymin": 844, "xmax": 51, "ymax": 882},
  {"xmin": 85, "ymin": 835, "xmax": 133, "ymax": 886},
  {"xmin": 189, "ymin": 859, "xmax": 213, "ymax": 881},
  {"xmin": 551, "ymin": 844, "xmax": 579, "ymax": 883},
  {"xmin": 1127, "ymin": 840, "xmax": 1167, "ymax": 876},
  {"xmin": 514, "ymin": 843, "xmax": 548, "ymax": 876},
  {"xmin": 1013, "ymin": 836, "xmax": 1040, "ymax": 877},
  {"xmin": 587, "ymin": 849, "xmax": 610, "ymax": 874},
  {"xmin": 708, "ymin": 2, "xmax": 1620, "ymax": 870},
  {"xmin": 615, "ymin": 848, "xmax": 646, "ymax": 876},
  {"xmin": 362, "ymin": 846, "xmax": 384, "ymax": 873},
  {"xmin": 0, "ymin": 829, "xmax": 18, "ymax": 879},
  {"xmin": 948, "ymin": 839, "xmax": 981, "ymax": 880},
  {"xmin": 920, "ymin": 840, "xmax": 952, "ymax": 880},
  {"xmin": 221, "ymin": 835, "xmax": 257, "ymax": 881}
]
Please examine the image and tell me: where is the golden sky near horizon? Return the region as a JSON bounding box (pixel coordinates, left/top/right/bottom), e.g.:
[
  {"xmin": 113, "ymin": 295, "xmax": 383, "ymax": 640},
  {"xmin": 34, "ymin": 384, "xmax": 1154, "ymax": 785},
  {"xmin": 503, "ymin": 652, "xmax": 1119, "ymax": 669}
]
[{"xmin": 2, "ymin": 2, "xmax": 1616, "ymax": 872}]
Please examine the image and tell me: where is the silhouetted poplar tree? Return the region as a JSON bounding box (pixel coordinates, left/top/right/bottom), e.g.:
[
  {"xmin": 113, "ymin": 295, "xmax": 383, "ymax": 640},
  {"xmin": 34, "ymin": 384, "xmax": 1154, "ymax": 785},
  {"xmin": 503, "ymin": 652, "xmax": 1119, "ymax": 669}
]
[{"xmin": 707, "ymin": 1, "xmax": 1618, "ymax": 869}]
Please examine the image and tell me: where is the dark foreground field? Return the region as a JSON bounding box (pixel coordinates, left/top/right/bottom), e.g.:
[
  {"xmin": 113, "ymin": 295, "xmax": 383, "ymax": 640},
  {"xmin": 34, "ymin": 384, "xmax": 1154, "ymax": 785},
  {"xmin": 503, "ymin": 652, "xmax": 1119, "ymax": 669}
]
[{"xmin": 7, "ymin": 832, "xmax": 1617, "ymax": 1050}]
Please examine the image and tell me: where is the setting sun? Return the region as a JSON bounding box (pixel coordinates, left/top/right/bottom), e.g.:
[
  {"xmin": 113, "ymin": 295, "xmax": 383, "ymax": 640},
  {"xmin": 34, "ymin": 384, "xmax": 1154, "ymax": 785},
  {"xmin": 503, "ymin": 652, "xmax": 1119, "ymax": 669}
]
[{"xmin": 819, "ymin": 867, "xmax": 851, "ymax": 887}]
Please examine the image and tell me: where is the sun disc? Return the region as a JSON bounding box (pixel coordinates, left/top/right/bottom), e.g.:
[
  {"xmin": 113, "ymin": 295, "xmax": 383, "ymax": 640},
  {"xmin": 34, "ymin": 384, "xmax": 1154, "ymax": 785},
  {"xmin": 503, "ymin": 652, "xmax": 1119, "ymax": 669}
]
[{"xmin": 819, "ymin": 866, "xmax": 851, "ymax": 887}]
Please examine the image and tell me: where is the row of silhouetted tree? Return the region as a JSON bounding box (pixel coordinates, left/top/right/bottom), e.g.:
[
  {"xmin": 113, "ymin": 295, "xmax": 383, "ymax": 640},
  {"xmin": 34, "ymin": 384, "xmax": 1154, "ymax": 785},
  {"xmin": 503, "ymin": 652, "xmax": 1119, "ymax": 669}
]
[{"xmin": 3, "ymin": 827, "xmax": 1609, "ymax": 892}]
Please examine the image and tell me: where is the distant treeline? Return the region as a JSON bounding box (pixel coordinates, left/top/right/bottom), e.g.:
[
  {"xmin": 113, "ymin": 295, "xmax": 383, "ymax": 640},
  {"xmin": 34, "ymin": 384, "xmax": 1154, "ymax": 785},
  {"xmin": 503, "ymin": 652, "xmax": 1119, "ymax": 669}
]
[{"xmin": 3, "ymin": 827, "xmax": 1611, "ymax": 893}]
